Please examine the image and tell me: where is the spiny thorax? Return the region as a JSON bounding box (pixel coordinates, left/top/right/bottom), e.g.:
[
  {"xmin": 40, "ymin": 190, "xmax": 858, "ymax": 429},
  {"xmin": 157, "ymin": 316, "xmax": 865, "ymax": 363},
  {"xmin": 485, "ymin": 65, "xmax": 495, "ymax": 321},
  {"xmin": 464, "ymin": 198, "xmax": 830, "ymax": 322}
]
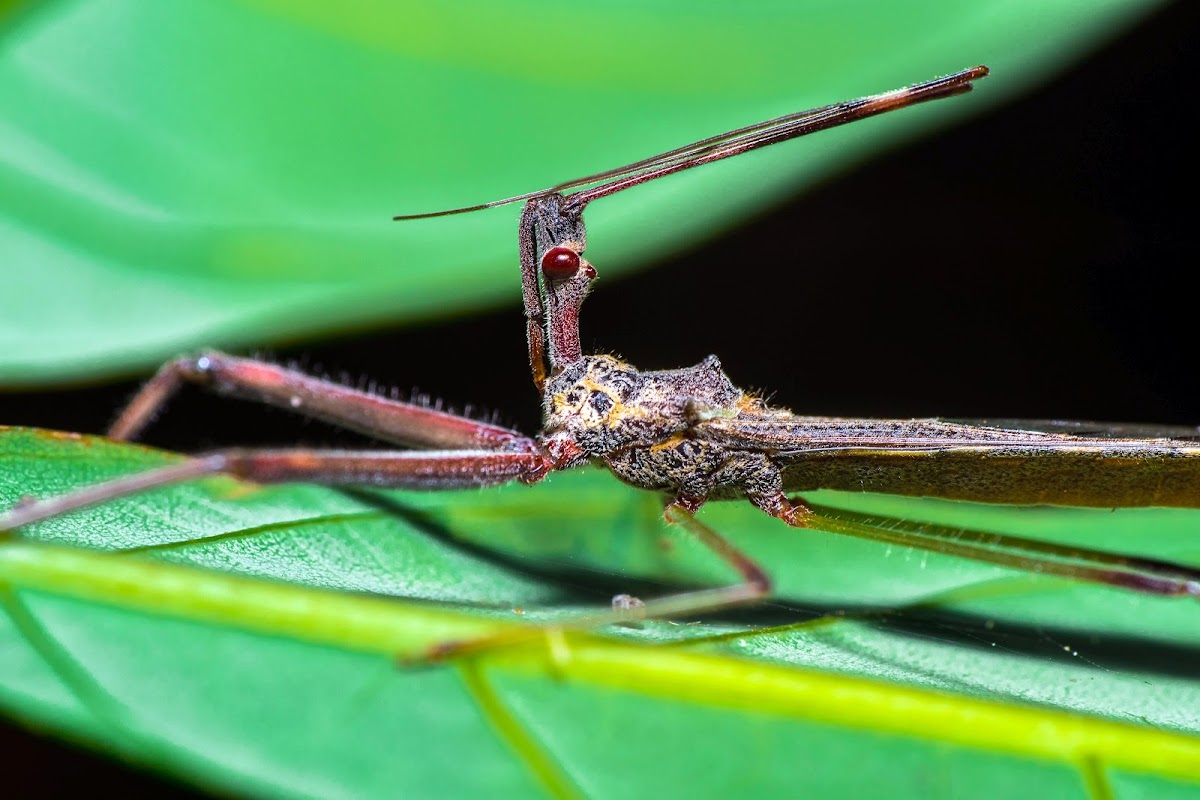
[{"xmin": 540, "ymin": 353, "xmax": 751, "ymax": 459}]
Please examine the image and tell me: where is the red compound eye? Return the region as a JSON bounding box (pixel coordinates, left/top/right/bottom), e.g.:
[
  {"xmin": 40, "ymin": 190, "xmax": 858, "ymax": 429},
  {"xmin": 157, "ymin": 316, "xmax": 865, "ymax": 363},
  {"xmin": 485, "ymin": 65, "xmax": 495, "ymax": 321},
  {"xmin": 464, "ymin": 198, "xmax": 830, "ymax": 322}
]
[{"xmin": 541, "ymin": 246, "xmax": 581, "ymax": 280}]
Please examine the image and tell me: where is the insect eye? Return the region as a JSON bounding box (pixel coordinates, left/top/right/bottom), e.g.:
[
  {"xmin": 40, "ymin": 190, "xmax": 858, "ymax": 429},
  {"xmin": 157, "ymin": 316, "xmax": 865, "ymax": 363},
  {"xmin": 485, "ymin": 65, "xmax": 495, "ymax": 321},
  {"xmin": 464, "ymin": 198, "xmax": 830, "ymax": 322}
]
[{"xmin": 541, "ymin": 247, "xmax": 581, "ymax": 280}]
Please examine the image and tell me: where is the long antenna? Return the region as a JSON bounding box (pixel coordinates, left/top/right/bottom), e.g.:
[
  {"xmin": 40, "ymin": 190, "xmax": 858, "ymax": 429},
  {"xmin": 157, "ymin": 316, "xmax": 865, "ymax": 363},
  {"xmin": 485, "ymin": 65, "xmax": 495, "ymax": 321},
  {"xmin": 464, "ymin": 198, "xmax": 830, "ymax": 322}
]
[{"xmin": 393, "ymin": 65, "xmax": 989, "ymax": 221}]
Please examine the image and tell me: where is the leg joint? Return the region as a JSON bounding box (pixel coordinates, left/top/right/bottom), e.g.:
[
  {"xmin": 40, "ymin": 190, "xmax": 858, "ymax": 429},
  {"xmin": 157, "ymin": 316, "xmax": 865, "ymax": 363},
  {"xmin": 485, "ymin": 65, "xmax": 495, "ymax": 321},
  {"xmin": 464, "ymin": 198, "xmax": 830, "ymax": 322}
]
[
  {"xmin": 749, "ymin": 491, "xmax": 812, "ymax": 526},
  {"xmin": 176, "ymin": 350, "xmax": 229, "ymax": 385}
]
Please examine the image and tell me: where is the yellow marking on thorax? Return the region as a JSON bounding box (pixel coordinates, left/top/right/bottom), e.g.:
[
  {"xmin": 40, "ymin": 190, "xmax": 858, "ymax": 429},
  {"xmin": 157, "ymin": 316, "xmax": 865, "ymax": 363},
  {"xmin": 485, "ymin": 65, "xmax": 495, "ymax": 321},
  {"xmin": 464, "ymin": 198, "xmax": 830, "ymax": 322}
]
[
  {"xmin": 650, "ymin": 432, "xmax": 688, "ymax": 452},
  {"xmin": 579, "ymin": 376, "xmax": 652, "ymax": 428}
]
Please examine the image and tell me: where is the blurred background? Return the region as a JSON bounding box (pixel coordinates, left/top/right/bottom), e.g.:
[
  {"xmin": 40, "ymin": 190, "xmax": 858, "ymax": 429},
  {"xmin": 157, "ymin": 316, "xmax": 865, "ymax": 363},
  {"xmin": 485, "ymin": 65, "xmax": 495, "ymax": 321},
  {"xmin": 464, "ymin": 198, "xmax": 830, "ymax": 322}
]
[
  {"xmin": 3, "ymin": 2, "xmax": 1196, "ymax": 451},
  {"xmin": 1, "ymin": 0, "xmax": 1195, "ymax": 793}
]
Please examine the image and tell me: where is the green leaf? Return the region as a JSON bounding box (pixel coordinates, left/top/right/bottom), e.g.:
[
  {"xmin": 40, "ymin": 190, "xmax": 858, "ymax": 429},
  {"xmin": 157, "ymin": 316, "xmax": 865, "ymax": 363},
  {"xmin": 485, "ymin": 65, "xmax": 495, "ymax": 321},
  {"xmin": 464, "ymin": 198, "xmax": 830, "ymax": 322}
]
[
  {"xmin": 0, "ymin": 0, "xmax": 1167, "ymax": 384},
  {"xmin": 2, "ymin": 426, "xmax": 1199, "ymax": 798}
]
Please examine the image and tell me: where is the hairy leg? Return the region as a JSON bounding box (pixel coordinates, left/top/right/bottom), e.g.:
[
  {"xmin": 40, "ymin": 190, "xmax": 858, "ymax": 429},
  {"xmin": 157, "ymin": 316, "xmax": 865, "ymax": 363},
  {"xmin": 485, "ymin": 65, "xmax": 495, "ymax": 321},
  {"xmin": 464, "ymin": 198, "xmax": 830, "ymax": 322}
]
[{"xmin": 109, "ymin": 351, "xmax": 533, "ymax": 452}]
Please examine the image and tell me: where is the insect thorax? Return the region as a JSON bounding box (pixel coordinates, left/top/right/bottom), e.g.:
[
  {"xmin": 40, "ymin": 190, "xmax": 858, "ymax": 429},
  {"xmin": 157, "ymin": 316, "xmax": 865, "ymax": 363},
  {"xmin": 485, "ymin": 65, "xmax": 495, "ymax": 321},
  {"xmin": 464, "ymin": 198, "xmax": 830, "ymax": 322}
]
[
  {"xmin": 542, "ymin": 354, "xmax": 740, "ymax": 452},
  {"xmin": 541, "ymin": 353, "xmax": 781, "ymax": 495}
]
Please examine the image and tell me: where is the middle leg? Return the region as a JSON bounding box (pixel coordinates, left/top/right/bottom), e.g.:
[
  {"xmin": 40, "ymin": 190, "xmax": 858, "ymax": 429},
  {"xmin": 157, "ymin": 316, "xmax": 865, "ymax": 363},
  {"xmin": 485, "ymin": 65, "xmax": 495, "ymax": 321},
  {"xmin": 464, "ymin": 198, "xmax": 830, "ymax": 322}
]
[{"xmin": 423, "ymin": 494, "xmax": 772, "ymax": 661}]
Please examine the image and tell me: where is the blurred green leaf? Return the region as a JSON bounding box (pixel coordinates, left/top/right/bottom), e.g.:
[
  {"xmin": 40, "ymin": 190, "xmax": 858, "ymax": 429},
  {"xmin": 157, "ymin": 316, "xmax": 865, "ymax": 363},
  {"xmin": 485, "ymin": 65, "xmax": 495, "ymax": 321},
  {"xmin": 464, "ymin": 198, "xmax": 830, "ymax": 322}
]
[
  {"xmin": 2, "ymin": 427, "xmax": 1199, "ymax": 797},
  {"xmin": 0, "ymin": 0, "xmax": 1166, "ymax": 384}
]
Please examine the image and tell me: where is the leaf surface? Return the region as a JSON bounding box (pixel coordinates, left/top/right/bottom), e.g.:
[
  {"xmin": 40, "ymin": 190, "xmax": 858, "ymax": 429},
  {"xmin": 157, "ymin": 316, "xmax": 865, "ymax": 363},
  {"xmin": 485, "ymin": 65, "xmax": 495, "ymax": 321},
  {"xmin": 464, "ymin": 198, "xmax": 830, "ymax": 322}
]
[{"xmin": 2, "ymin": 427, "xmax": 1198, "ymax": 798}]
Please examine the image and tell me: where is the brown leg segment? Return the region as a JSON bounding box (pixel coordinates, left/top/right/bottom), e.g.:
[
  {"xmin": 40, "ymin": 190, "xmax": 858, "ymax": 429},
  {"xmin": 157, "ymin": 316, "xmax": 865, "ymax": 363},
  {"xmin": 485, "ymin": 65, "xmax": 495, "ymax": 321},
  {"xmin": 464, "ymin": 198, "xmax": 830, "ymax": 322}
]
[
  {"xmin": 108, "ymin": 352, "xmax": 535, "ymax": 452},
  {"xmin": 750, "ymin": 492, "xmax": 1200, "ymax": 600},
  {"xmin": 0, "ymin": 448, "xmax": 552, "ymax": 532},
  {"xmin": 219, "ymin": 448, "xmax": 551, "ymax": 489}
]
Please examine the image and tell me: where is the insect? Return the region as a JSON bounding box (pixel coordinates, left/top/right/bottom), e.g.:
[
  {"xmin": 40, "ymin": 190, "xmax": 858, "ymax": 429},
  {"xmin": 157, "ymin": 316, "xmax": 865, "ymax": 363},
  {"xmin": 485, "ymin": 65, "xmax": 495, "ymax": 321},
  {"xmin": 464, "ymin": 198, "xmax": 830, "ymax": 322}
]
[{"xmin": 4, "ymin": 66, "xmax": 1199, "ymax": 657}]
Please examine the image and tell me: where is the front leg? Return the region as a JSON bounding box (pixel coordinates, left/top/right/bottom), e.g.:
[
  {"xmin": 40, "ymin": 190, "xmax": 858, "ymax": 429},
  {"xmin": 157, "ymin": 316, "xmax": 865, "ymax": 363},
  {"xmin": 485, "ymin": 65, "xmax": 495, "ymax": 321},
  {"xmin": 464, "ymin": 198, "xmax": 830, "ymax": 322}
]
[
  {"xmin": 109, "ymin": 351, "xmax": 531, "ymax": 452},
  {"xmin": 0, "ymin": 448, "xmax": 553, "ymax": 532}
]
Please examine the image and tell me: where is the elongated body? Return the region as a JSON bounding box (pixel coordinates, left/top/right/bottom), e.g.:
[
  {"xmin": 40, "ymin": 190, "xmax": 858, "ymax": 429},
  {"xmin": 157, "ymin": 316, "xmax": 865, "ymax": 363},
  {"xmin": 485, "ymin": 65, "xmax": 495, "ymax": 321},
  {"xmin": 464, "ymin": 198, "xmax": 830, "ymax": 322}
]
[
  {"xmin": 543, "ymin": 353, "xmax": 1200, "ymax": 509},
  {"xmin": 5, "ymin": 66, "xmax": 1199, "ymax": 643},
  {"xmin": 525, "ymin": 284, "xmax": 1200, "ymax": 524}
]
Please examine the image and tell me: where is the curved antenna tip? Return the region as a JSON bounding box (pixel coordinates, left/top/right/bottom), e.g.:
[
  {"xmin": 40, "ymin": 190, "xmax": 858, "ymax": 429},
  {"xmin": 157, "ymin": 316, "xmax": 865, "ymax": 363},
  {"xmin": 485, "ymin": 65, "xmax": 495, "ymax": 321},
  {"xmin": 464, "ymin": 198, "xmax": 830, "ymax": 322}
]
[{"xmin": 393, "ymin": 188, "xmax": 551, "ymax": 221}]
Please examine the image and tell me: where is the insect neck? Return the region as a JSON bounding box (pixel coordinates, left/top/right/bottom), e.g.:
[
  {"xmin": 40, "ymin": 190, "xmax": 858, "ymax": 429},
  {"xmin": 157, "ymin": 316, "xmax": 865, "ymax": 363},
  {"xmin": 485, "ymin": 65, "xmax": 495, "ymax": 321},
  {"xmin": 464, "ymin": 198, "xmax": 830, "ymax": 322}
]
[{"xmin": 521, "ymin": 193, "xmax": 595, "ymax": 382}]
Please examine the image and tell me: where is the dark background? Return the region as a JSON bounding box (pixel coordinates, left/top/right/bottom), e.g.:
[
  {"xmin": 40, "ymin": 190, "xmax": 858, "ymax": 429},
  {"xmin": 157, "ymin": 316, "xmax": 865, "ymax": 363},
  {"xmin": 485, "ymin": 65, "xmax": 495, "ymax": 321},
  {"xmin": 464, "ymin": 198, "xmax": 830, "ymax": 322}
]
[{"xmin": 1, "ymin": 2, "xmax": 1196, "ymax": 795}]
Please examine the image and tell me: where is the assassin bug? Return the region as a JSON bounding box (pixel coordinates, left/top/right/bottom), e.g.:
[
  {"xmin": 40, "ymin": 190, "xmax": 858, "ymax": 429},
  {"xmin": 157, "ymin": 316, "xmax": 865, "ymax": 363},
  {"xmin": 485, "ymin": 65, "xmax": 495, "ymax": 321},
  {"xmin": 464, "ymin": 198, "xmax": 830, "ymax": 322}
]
[{"xmin": 4, "ymin": 66, "xmax": 1200, "ymax": 655}]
